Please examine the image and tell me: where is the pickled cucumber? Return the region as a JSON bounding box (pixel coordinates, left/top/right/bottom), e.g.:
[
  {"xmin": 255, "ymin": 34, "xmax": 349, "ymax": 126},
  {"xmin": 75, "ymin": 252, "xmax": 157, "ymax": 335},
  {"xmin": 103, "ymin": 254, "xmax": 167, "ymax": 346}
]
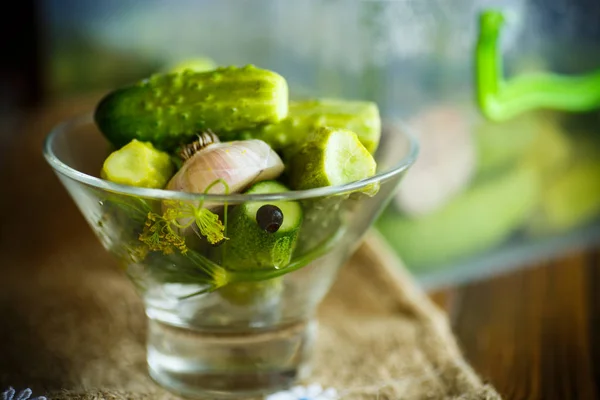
[
  {"xmin": 529, "ymin": 159, "xmax": 600, "ymax": 235},
  {"xmin": 289, "ymin": 127, "xmax": 376, "ymax": 190},
  {"xmin": 95, "ymin": 65, "xmax": 289, "ymax": 151},
  {"xmin": 219, "ymin": 181, "xmax": 303, "ymax": 271},
  {"xmin": 519, "ymin": 117, "xmax": 572, "ymax": 181},
  {"xmin": 474, "ymin": 113, "xmax": 540, "ymax": 176},
  {"xmin": 377, "ymin": 166, "xmax": 540, "ymax": 268},
  {"xmin": 235, "ymin": 98, "xmax": 381, "ymax": 157},
  {"xmin": 100, "ymin": 139, "xmax": 174, "ymax": 188}
]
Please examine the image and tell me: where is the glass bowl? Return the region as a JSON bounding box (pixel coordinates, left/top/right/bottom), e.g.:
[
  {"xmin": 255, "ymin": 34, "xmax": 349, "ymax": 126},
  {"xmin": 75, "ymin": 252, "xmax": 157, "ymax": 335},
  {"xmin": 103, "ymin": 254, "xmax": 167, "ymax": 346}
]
[{"xmin": 43, "ymin": 113, "xmax": 418, "ymax": 398}]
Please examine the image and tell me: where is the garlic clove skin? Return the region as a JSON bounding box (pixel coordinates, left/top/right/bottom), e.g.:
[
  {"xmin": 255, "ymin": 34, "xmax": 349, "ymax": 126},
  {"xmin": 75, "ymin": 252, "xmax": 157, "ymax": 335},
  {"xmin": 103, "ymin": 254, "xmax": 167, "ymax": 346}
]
[{"xmin": 167, "ymin": 139, "xmax": 284, "ymax": 195}]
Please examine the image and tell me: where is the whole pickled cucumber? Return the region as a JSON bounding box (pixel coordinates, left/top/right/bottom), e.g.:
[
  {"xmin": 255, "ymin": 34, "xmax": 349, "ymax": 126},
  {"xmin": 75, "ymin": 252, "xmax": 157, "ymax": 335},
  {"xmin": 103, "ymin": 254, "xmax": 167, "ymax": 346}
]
[
  {"xmin": 235, "ymin": 98, "xmax": 381, "ymax": 157},
  {"xmin": 377, "ymin": 166, "xmax": 541, "ymax": 268},
  {"xmin": 95, "ymin": 65, "xmax": 289, "ymax": 151}
]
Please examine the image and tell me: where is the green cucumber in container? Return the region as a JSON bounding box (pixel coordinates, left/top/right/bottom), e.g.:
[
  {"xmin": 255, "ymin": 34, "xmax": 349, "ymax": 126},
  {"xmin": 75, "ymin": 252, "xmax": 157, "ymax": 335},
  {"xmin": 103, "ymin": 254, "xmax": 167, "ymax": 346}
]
[
  {"xmin": 287, "ymin": 127, "xmax": 377, "ymax": 254},
  {"xmin": 377, "ymin": 165, "xmax": 540, "ymax": 268},
  {"xmin": 235, "ymin": 98, "xmax": 381, "ymax": 157},
  {"xmin": 220, "ymin": 181, "xmax": 303, "ymax": 271},
  {"xmin": 217, "ymin": 181, "xmax": 302, "ymax": 306},
  {"xmin": 95, "ymin": 65, "xmax": 289, "ymax": 151},
  {"xmin": 528, "ymin": 158, "xmax": 600, "ymax": 235},
  {"xmin": 101, "ymin": 139, "xmax": 174, "ymax": 189},
  {"xmin": 474, "ymin": 113, "xmax": 540, "ymax": 177},
  {"xmin": 98, "ymin": 140, "xmax": 172, "ymax": 261},
  {"xmin": 289, "ymin": 127, "xmax": 377, "ymax": 190}
]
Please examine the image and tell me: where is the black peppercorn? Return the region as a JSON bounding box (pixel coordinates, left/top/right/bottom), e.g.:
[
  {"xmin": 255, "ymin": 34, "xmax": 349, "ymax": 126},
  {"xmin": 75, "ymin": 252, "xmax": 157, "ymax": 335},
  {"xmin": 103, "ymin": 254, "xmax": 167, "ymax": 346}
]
[{"xmin": 256, "ymin": 204, "xmax": 284, "ymax": 233}]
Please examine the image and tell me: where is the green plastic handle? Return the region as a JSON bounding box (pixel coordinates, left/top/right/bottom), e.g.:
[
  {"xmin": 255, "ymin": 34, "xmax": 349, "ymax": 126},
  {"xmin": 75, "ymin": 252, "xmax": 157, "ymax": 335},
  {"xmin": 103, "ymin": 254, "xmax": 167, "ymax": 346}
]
[{"xmin": 476, "ymin": 10, "xmax": 600, "ymax": 122}]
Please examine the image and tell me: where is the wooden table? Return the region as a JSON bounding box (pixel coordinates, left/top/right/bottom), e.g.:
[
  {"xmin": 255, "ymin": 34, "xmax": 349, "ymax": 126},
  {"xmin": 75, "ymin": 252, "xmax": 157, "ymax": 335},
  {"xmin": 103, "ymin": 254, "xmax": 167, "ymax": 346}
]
[
  {"xmin": 5, "ymin": 99, "xmax": 600, "ymax": 399},
  {"xmin": 432, "ymin": 246, "xmax": 600, "ymax": 399}
]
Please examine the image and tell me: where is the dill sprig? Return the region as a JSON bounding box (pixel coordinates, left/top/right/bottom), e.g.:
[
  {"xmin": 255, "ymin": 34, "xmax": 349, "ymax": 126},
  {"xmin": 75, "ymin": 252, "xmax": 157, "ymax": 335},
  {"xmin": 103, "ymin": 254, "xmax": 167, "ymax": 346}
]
[
  {"xmin": 135, "ymin": 179, "xmax": 232, "ymax": 294},
  {"xmin": 139, "ymin": 211, "xmax": 188, "ymax": 254},
  {"xmin": 159, "ymin": 179, "xmax": 231, "ymax": 245},
  {"xmin": 144, "ymin": 248, "xmax": 231, "ymax": 298},
  {"xmin": 139, "ymin": 179, "xmax": 231, "ymax": 253},
  {"xmin": 162, "ymin": 200, "xmax": 226, "ymax": 245},
  {"xmin": 99, "ymin": 179, "xmax": 342, "ymax": 300}
]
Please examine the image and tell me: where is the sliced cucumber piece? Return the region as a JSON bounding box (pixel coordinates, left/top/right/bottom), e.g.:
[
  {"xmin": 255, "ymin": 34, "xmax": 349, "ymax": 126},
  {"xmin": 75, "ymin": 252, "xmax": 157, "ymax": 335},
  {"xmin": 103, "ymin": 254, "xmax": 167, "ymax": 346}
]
[
  {"xmin": 100, "ymin": 139, "xmax": 174, "ymax": 188},
  {"xmin": 289, "ymin": 127, "xmax": 377, "ymax": 190},
  {"xmin": 220, "ymin": 181, "xmax": 303, "ymax": 271},
  {"xmin": 238, "ymin": 98, "xmax": 381, "ymax": 156}
]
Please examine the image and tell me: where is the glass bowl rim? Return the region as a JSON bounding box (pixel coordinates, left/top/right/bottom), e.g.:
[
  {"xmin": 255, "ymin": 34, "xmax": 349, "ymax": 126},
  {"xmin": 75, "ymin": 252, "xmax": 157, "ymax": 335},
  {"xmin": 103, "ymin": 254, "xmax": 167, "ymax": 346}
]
[{"xmin": 43, "ymin": 112, "xmax": 419, "ymax": 202}]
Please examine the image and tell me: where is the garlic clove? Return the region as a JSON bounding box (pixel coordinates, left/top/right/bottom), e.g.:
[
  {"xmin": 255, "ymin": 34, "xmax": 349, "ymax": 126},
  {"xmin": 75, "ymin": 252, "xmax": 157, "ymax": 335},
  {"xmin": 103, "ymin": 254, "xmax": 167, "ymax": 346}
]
[
  {"xmin": 164, "ymin": 139, "xmax": 284, "ymax": 243},
  {"xmin": 167, "ymin": 139, "xmax": 284, "ymax": 195}
]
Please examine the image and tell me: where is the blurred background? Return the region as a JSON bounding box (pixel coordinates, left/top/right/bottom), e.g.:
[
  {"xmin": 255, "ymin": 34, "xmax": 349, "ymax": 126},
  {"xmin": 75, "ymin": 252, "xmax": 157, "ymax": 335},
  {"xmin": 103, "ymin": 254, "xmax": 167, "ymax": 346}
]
[{"xmin": 3, "ymin": 0, "xmax": 600, "ymax": 289}]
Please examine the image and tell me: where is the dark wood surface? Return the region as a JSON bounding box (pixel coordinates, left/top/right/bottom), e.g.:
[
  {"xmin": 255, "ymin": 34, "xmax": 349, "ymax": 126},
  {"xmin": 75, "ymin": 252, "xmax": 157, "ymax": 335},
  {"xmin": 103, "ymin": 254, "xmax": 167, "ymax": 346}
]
[
  {"xmin": 5, "ymin": 99, "xmax": 600, "ymax": 399},
  {"xmin": 431, "ymin": 246, "xmax": 600, "ymax": 399}
]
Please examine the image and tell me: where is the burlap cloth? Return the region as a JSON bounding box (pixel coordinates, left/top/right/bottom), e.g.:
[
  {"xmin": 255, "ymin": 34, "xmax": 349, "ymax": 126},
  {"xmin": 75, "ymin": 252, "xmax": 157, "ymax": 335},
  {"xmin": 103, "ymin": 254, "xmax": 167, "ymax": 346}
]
[{"xmin": 0, "ymin": 101, "xmax": 500, "ymax": 400}]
